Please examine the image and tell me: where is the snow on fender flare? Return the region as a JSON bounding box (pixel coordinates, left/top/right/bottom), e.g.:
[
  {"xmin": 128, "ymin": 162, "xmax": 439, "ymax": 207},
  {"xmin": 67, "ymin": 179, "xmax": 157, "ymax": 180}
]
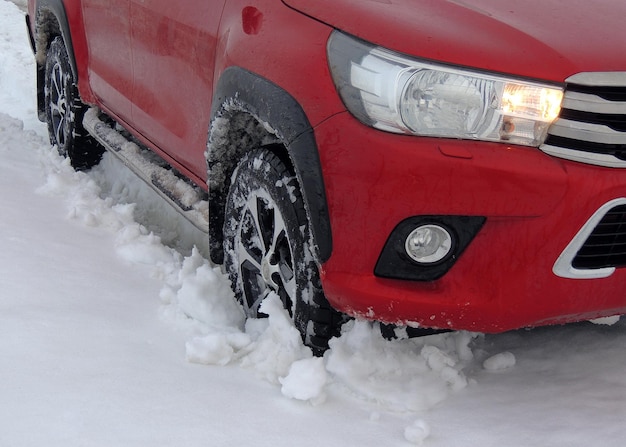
[
  {"xmin": 31, "ymin": 0, "xmax": 82, "ymax": 120},
  {"xmin": 207, "ymin": 66, "xmax": 332, "ymax": 265},
  {"xmin": 33, "ymin": 0, "xmax": 78, "ymax": 76}
]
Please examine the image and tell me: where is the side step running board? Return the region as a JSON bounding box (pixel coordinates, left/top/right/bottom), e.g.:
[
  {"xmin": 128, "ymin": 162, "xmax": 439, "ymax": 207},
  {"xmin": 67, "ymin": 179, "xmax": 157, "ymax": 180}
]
[{"xmin": 83, "ymin": 108, "xmax": 209, "ymax": 233}]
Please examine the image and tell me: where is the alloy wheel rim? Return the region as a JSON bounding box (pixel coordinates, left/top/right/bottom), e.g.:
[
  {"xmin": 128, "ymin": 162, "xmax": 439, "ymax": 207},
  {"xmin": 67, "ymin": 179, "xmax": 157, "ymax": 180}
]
[
  {"xmin": 49, "ymin": 61, "xmax": 69, "ymax": 147},
  {"xmin": 236, "ymin": 192, "xmax": 297, "ymax": 317}
]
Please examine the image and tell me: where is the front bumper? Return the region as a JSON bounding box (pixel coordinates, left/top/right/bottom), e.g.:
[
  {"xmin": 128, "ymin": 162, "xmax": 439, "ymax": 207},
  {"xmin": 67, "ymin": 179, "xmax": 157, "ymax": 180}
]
[{"xmin": 315, "ymin": 112, "xmax": 626, "ymax": 332}]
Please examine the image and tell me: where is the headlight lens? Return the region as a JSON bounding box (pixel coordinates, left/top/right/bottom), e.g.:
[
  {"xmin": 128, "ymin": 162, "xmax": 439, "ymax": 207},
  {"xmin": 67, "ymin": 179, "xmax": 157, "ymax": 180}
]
[{"xmin": 327, "ymin": 31, "xmax": 563, "ymax": 147}]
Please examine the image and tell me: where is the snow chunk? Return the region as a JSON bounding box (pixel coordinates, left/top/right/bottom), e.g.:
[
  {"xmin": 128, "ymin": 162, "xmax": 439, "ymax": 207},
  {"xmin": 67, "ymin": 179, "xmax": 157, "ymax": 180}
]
[
  {"xmin": 186, "ymin": 332, "xmax": 252, "ymax": 366},
  {"xmin": 240, "ymin": 293, "xmax": 312, "ymax": 384},
  {"xmin": 589, "ymin": 315, "xmax": 621, "ymax": 326},
  {"xmin": 404, "ymin": 419, "xmax": 431, "ymax": 445},
  {"xmin": 483, "ymin": 351, "xmax": 516, "ymax": 372},
  {"xmin": 279, "ymin": 357, "xmax": 327, "ymax": 404},
  {"xmin": 421, "ymin": 345, "xmax": 468, "ymax": 392},
  {"xmin": 176, "ymin": 256, "xmax": 243, "ymax": 329},
  {"xmin": 186, "ymin": 334, "xmax": 234, "ymax": 366},
  {"xmin": 325, "ymin": 321, "xmax": 474, "ymax": 412},
  {"xmin": 160, "ymin": 248, "xmax": 244, "ymax": 331},
  {"xmin": 115, "ymin": 223, "xmax": 176, "ymax": 265}
]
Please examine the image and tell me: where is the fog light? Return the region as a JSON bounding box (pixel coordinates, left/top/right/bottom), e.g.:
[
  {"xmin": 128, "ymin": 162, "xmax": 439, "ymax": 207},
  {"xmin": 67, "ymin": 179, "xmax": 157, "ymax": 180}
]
[{"xmin": 405, "ymin": 225, "xmax": 453, "ymax": 264}]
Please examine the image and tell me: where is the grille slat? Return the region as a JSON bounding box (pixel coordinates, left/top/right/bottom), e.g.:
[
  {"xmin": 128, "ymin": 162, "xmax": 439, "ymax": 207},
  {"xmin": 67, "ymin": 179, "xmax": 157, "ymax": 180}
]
[
  {"xmin": 540, "ymin": 73, "xmax": 626, "ymax": 167},
  {"xmin": 573, "ymin": 205, "xmax": 626, "ymax": 269},
  {"xmin": 567, "ymin": 84, "xmax": 626, "ymax": 102},
  {"xmin": 562, "ymin": 92, "xmax": 626, "ymax": 115},
  {"xmin": 560, "ymin": 108, "xmax": 626, "ymax": 132}
]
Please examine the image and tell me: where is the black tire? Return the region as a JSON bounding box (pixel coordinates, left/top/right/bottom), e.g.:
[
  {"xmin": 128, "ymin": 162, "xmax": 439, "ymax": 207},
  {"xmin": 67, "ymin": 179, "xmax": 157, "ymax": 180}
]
[
  {"xmin": 44, "ymin": 36, "xmax": 103, "ymax": 170},
  {"xmin": 223, "ymin": 148, "xmax": 343, "ymax": 355}
]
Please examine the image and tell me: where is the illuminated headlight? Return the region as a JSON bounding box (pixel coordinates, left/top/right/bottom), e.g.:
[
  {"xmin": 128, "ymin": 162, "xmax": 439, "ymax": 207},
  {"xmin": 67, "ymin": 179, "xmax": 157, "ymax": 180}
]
[{"xmin": 327, "ymin": 31, "xmax": 563, "ymax": 146}]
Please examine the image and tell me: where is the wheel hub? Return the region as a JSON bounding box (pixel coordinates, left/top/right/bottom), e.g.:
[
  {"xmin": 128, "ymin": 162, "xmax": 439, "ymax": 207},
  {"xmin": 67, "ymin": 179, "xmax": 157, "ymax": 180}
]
[
  {"xmin": 57, "ymin": 96, "xmax": 67, "ymax": 115},
  {"xmin": 260, "ymin": 255, "xmax": 279, "ymax": 291}
]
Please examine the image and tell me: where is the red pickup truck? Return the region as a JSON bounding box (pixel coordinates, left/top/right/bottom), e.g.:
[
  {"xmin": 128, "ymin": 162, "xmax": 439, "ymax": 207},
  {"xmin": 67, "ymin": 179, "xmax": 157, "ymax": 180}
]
[{"xmin": 26, "ymin": 0, "xmax": 626, "ymax": 353}]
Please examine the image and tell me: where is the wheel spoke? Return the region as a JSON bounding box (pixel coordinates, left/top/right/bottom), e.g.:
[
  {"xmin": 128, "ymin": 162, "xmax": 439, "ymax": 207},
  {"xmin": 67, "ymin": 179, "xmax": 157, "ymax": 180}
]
[
  {"xmin": 266, "ymin": 207, "xmax": 285, "ymax": 258},
  {"xmin": 49, "ymin": 101, "xmax": 61, "ymax": 115},
  {"xmin": 239, "ymin": 205, "xmax": 263, "ymax": 260},
  {"xmin": 264, "ymin": 203, "xmax": 297, "ymax": 313},
  {"xmin": 48, "ymin": 62, "xmax": 69, "ymax": 147},
  {"xmin": 239, "ymin": 192, "xmax": 298, "ymax": 313},
  {"xmin": 237, "ymin": 238, "xmax": 262, "ymax": 275},
  {"xmin": 278, "ymin": 261, "xmax": 296, "ymax": 299},
  {"xmin": 247, "ymin": 196, "xmax": 269, "ymax": 255},
  {"xmin": 51, "ymin": 65, "xmax": 62, "ymax": 98},
  {"xmin": 240, "ymin": 258, "xmax": 269, "ymax": 314},
  {"xmin": 54, "ymin": 117, "xmax": 65, "ymax": 146},
  {"xmin": 256, "ymin": 196, "xmax": 278, "ymax": 255}
]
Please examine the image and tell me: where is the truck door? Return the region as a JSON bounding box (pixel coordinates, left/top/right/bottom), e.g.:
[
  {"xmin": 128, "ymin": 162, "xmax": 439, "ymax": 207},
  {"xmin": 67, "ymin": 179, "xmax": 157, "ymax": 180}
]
[
  {"xmin": 81, "ymin": 0, "xmax": 133, "ymax": 123},
  {"xmin": 129, "ymin": 0, "xmax": 226, "ymax": 183}
]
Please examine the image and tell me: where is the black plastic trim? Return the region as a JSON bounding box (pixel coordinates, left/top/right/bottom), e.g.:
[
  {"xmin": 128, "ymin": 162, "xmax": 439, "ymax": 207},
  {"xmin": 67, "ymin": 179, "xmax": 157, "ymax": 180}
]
[
  {"xmin": 32, "ymin": 0, "xmax": 78, "ymax": 121},
  {"xmin": 25, "ymin": 13, "xmax": 46, "ymax": 121},
  {"xmin": 35, "ymin": 0, "xmax": 77, "ymax": 77},
  {"xmin": 25, "ymin": 15, "xmax": 36, "ymax": 53},
  {"xmin": 208, "ymin": 66, "xmax": 332, "ymax": 264},
  {"xmin": 375, "ymin": 215, "xmax": 486, "ymax": 281}
]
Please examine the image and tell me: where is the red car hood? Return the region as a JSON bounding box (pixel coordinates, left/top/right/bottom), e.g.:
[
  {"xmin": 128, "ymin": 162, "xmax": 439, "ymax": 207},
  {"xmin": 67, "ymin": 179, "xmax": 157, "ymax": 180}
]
[{"xmin": 283, "ymin": 0, "xmax": 626, "ymax": 84}]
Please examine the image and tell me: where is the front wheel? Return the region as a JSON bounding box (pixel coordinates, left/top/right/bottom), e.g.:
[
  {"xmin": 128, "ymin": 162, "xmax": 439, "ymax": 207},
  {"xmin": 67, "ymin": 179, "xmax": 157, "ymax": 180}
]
[
  {"xmin": 223, "ymin": 148, "xmax": 342, "ymax": 355},
  {"xmin": 44, "ymin": 36, "xmax": 103, "ymax": 170}
]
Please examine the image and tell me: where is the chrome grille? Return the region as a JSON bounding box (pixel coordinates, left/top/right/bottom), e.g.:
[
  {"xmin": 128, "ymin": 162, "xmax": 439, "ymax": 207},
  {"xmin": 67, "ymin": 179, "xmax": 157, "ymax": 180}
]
[
  {"xmin": 573, "ymin": 204, "xmax": 626, "ymax": 269},
  {"xmin": 540, "ymin": 72, "xmax": 626, "ymax": 168}
]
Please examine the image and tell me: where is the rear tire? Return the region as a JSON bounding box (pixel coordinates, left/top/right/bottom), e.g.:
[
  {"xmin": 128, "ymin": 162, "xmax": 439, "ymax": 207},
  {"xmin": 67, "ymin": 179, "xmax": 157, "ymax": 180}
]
[
  {"xmin": 223, "ymin": 148, "xmax": 343, "ymax": 355},
  {"xmin": 44, "ymin": 36, "xmax": 103, "ymax": 170}
]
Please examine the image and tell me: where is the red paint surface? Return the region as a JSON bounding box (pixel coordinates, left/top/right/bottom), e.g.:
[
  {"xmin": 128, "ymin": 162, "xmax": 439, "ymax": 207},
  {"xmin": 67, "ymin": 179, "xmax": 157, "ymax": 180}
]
[{"xmin": 28, "ymin": 0, "xmax": 626, "ymax": 332}]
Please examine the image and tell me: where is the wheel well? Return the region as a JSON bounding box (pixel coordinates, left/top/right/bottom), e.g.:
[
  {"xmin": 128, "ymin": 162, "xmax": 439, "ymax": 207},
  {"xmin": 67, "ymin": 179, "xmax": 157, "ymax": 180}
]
[
  {"xmin": 33, "ymin": 4, "xmax": 68, "ymax": 121},
  {"xmin": 33, "ymin": 9, "xmax": 62, "ymax": 66},
  {"xmin": 207, "ymin": 107, "xmax": 291, "ymax": 264},
  {"xmin": 207, "ymin": 67, "xmax": 333, "ymax": 266}
]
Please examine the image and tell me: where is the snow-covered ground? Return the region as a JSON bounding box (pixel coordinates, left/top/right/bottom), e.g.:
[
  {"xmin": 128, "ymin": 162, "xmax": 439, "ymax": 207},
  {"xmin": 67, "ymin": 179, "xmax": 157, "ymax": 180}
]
[{"xmin": 1, "ymin": 1, "xmax": 625, "ymax": 445}]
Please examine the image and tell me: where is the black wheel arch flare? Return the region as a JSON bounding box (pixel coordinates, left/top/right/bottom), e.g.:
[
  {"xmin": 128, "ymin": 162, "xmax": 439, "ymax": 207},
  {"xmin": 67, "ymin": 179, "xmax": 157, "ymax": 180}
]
[
  {"xmin": 31, "ymin": 0, "xmax": 77, "ymax": 120},
  {"xmin": 208, "ymin": 66, "xmax": 332, "ymax": 265}
]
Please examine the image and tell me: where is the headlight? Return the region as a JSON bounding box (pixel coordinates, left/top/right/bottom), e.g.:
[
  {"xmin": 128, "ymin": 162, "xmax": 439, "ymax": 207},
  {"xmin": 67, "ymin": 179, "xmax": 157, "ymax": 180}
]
[{"xmin": 327, "ymin": 31, "xmax": 563, "ymax": 147}]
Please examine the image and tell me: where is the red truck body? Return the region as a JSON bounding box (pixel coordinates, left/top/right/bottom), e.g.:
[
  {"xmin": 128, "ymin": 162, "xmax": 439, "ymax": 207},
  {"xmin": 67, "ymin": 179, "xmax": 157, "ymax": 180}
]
[{"xmin": 26, "ymin": 0, "xmax": 626, "ymax": 344}]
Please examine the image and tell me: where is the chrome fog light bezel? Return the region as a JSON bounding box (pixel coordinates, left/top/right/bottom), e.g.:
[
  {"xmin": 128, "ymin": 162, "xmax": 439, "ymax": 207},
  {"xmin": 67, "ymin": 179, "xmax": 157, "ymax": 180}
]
[{"xmin": 405, "ymin": 224, "xmax": 453, "ymax": 264}]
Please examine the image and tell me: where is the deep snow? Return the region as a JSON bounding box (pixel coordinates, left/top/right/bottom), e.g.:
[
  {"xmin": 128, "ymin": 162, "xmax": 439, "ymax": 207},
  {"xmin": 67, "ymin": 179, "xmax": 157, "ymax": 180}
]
[{"xmin": 1, "ymin": 1, "xmax": 625, "ymax": 445}]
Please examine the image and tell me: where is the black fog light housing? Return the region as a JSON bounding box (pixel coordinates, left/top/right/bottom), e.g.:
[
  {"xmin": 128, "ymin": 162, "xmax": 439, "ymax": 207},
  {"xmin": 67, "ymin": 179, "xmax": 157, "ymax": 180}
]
[{"xmin": 375, "ymin": 216, "xmax": 486, "ymax": 281}]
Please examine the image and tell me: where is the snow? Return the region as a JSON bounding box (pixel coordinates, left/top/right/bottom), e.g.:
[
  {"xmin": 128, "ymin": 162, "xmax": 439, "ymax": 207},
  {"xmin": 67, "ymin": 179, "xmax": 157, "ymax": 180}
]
[
  {"xmin": 1, "ymin": 1, "xmax": 625, "ymax": 445},
  {"xmin": 279, "ymin": 357, "xmax": 328, "ymax": 403},
  {"xmin": 482, "ymin": 351, "xmax": 516, "ymax": 372},
  {"xmin": 404, "ymin": 419, "xmax": 431, "ymax": 445}
]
